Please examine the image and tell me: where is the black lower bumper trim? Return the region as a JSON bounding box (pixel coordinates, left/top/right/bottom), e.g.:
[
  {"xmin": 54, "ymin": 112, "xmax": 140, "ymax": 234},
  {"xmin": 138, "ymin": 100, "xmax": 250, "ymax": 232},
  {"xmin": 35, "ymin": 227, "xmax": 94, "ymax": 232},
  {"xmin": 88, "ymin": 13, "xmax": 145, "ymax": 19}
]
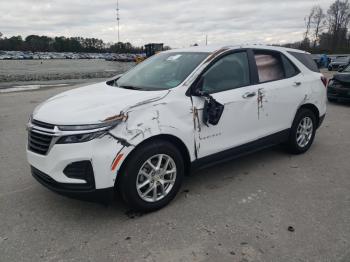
[
  {"xmin": 31, "ymin": 166, "xmax": 114, "ymax": 202},
  {"xmin": 327, "ymin": 86, "xmax": 350, "ymax": 101}
]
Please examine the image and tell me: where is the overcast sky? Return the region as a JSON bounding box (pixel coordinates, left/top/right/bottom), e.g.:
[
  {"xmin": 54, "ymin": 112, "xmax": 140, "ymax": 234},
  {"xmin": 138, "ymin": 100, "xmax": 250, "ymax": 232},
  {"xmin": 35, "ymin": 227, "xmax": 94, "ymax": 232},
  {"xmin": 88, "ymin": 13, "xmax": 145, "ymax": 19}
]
[{"xmin": 0, "ymin": 0, "xmax": 331, "ymax": 48}]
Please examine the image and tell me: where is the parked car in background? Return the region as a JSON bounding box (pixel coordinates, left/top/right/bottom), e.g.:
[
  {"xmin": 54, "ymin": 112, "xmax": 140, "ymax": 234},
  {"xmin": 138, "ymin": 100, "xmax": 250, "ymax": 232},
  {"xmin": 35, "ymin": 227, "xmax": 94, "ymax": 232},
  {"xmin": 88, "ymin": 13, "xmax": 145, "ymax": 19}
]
[
  {"xmin": 327, "ymin": 64, "xmax": 350, "ymax": 102},
  {"xmin": 328, "ymin": 56, "xmax": 350, "ymax": 71},
  {"xmin": 27, "ymin": 45, "xmax": 327, "ymax": 211},
  {"xmin": 0, "ymin": 50, "xmax": 140, "ymax": 61}
]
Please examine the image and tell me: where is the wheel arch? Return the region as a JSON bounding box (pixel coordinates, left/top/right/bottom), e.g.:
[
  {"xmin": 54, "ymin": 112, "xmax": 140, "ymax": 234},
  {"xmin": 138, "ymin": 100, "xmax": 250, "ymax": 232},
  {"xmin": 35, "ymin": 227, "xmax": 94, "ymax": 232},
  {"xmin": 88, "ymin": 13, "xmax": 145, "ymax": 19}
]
[
  {"xmin": 115, "ymin": 134, "xmax": 192, "ymax": 187},
  {"xmin": 296, "ymin": 103, "xmax": 320, "ymax": 127}
]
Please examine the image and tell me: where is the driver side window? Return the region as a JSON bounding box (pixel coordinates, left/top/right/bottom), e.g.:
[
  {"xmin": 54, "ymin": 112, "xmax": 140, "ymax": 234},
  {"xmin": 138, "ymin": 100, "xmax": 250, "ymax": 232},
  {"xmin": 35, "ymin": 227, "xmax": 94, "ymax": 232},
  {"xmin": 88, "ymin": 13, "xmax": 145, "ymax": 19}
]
[{"xmin": 202, "ymin": 52, "xmax": 250, "ymax": 94}]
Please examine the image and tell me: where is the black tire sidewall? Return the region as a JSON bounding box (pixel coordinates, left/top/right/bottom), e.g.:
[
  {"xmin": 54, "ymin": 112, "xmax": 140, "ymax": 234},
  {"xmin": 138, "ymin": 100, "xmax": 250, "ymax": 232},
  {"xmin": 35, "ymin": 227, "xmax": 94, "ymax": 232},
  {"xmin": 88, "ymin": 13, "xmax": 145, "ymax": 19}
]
[
  {"xmin": 289, "ymin": 109, "xmax": 317, "ymax": 154},
  {"xmin": 119, "ymin": 140, "xmax": 184, "ymax": 211}
]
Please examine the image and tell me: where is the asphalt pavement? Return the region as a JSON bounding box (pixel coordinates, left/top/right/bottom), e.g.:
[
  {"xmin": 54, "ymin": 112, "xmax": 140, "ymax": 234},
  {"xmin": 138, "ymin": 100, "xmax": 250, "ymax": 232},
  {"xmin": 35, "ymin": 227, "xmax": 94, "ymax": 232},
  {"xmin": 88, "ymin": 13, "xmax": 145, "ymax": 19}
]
[{"xmin": 0, "ymin": 74, "xmax": 349, "ymax": 262}]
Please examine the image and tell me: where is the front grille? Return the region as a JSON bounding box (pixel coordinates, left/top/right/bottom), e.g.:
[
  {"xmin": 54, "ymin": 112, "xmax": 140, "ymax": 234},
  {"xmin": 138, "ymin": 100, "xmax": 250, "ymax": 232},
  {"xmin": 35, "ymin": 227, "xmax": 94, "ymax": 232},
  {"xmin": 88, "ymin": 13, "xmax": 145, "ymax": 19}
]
[
  {"xmin": 32, "ymin": 119, "xmax": 55, "ymax": 130},
  {"xmin": 28, "ymin": 130, "xmax": 53, "ymax": 155}
]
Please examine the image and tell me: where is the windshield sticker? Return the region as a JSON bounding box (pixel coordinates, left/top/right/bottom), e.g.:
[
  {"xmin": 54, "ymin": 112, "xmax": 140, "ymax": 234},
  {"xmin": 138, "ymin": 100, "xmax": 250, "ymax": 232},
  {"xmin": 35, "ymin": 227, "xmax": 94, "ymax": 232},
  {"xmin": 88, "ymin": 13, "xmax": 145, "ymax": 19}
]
[{"xmin": 167, "ymin": 55, "xmax": 182, "ymax": 61}]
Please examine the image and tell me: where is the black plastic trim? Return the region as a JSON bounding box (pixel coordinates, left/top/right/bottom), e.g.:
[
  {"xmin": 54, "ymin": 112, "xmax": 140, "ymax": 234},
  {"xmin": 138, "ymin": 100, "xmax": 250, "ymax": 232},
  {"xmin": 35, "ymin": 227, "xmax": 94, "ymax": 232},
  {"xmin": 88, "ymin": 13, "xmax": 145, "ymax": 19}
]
[{"xmin": 31, "ymin": 166, "xmax": 95, "ymax": 193}]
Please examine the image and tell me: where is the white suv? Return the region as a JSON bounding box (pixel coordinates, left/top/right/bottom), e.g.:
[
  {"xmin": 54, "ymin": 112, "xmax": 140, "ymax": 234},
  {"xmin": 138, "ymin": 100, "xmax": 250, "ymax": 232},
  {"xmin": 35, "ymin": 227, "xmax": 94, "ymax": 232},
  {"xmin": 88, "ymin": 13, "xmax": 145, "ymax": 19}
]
[{"xmin": 27, "ymin": 45, "xmax": 327, "ymax": 211}]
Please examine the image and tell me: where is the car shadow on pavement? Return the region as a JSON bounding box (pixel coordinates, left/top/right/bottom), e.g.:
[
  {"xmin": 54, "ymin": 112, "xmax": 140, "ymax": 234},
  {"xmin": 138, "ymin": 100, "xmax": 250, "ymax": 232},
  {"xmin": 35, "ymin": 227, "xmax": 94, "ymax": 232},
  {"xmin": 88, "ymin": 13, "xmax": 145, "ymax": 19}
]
[{"xmin": 28, "ymin": 145, "xmax": 288, "ymax": 222}]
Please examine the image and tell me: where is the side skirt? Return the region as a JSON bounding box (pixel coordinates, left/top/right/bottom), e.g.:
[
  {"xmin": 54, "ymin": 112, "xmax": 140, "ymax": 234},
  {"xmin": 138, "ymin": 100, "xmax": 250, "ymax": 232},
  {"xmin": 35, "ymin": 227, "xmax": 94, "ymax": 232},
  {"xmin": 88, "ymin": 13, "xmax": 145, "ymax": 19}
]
[{"xmin": 191, "ymin": 129, "xmax": 290, "ymax": 171}]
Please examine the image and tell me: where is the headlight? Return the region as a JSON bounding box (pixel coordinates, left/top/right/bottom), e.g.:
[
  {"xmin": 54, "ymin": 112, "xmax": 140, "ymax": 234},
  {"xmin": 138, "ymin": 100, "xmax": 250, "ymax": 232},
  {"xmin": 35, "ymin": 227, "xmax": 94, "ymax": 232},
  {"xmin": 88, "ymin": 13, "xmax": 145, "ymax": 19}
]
[
  {"xmin": 58, "ymin": 120, "xmax": 120, "ymax": 131},
  {"xmin": 57, "ymin": 114, "xmax": 127, "ymax": 131},
  {"xmin": 56, "ymin": 131, "xmax": 106, "ymax": 144}
]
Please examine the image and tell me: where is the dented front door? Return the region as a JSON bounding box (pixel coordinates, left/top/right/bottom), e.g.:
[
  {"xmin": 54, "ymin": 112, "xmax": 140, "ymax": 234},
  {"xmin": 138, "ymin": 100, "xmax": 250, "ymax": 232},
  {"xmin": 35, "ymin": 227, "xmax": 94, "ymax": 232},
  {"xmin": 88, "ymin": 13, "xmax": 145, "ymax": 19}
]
[
  {"xmin": 191, "ymin": 85, "xmax": 263, "ymax": 159},
  {"xmin": 190, "ymin": 51, "xmax": 268, "ymax": 159}
]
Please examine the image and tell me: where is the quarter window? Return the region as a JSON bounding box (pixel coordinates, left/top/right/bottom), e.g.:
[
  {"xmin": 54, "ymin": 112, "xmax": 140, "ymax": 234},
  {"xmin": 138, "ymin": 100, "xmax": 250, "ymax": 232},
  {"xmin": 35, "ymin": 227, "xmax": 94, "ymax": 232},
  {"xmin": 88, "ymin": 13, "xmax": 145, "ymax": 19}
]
[
  {"xmin": 281, "ymin": 54, "xmax": 300, "ymax": 78},
  {"xmin": 202, "ymin": 52, "xmax": 250, "ymax": 94},
  {"xmin": 288, "ymin": 51, "xmax": 319, "ymax": 73}
]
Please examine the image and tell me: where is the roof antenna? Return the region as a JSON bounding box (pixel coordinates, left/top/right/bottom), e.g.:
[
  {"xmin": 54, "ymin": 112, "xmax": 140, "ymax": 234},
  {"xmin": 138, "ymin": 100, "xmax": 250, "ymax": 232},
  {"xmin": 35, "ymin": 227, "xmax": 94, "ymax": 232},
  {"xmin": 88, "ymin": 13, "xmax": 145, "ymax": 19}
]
[{"xmin": 116, "ymin": 0, "xmax": 120, "ymax": 42}]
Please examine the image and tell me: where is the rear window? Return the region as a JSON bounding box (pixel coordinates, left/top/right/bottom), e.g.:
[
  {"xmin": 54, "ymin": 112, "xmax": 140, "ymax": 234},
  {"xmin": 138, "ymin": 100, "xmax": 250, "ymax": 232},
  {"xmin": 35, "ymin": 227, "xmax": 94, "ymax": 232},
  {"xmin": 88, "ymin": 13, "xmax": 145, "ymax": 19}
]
[{"xmin": 288, "ymin": 51, "xmax": 319, "ymax": 72}]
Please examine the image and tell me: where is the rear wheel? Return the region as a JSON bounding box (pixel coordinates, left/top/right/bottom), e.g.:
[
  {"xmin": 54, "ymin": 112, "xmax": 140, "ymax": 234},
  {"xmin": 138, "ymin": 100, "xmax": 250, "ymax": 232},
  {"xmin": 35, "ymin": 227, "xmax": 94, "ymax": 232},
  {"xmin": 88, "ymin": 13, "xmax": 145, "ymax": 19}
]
[
  {"xmin": 118, "ymin": 140, "xmax": 184, "ymax": 212},
  {"xmin": 287, "ymin": 109, "xmax": 317, "ymax": 154}
]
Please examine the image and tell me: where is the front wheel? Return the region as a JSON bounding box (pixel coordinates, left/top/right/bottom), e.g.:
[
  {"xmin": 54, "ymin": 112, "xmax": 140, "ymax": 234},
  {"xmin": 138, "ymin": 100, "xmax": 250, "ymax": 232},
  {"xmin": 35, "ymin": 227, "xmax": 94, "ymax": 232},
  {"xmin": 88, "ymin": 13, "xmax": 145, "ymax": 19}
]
[
  {"xmin": 118, "ymin": 140, "xmax": 184, "ymax": 212},
  {"xmin": 287, "ymin": 109, "xmax": 317, "ymax": 154}
]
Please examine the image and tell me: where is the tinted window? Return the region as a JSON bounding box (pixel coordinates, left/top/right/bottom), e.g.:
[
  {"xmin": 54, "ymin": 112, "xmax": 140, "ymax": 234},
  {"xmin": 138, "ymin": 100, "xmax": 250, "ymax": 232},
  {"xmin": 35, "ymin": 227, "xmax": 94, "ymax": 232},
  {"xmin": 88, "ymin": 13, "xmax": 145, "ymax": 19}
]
[
  {"xmin": 288, "ymin": 51, "xmax": 319, "ymax": 72},
  {"xmin": 254, "ymin": 52, "xmax": 284, "ymax": 83},
  {"xmin": 202, "ymin": 52, "xmax": 250, "ymax": 93},
  {"xmin": 281, "ymin": 54, "xmax": 299, "ymax": 78}
]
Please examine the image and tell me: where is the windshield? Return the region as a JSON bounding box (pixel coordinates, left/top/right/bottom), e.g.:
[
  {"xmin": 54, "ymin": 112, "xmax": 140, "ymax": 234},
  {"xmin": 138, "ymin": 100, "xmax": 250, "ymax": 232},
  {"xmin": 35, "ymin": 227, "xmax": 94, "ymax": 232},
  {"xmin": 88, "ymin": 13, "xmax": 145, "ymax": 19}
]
[{"xmin": 115, "ymin": 52, "xmax": 209, "ymax": 90}]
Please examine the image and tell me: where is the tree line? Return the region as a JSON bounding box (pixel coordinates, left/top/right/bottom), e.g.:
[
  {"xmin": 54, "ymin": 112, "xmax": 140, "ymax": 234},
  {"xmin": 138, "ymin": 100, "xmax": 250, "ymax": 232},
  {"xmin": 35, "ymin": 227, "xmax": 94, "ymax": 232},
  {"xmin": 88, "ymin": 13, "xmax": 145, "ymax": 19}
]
[
  {"xmin": 283, "ymin": 0, "xmax": 350, "ymax": 53},
  {"xmin": 0, "ymin": 33, "xmax": 143, "ymax": 53}
]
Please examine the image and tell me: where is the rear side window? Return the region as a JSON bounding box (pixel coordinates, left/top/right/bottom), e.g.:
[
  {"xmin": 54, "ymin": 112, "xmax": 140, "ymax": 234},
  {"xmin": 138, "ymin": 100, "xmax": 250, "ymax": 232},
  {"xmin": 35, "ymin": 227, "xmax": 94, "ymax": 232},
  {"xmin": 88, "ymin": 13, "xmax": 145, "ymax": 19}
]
[
  {"xmin": 254, "ymin": 52, "xmax": 284, "ymax": 83},
  {"xmin": 288, "ymin": 51, "xmax": 319, "ymax": 72}
]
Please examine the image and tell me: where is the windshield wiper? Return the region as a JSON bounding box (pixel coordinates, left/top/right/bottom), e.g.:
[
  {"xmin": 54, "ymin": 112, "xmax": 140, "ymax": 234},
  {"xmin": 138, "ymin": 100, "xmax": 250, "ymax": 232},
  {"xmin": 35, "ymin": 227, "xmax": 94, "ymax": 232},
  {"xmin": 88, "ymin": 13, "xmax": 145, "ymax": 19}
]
[{"xmin": 118, "ymin": 85, "xmax": 143, "ymax": 90}]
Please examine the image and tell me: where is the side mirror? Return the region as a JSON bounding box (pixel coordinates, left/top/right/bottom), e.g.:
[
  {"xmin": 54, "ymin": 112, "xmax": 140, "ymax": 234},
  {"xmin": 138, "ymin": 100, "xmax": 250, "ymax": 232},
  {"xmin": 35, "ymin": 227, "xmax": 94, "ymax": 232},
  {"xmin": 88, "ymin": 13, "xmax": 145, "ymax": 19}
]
[{"xmin": 106, "ymin": 74, "xmax": 123, "ymax": 86}]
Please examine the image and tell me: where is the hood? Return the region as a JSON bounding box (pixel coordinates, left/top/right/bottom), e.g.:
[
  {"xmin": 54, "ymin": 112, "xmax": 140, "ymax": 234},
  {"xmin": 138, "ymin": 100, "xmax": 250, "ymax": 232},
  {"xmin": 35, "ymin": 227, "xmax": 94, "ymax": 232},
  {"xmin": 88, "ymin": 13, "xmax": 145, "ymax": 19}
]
[
  {"xmin": 33, "ymin": 82, "xmax": 170, "ymax": 125},
  {"xmin": 333, "ymin": 73, "xmax": 350, "ymax": 84}
]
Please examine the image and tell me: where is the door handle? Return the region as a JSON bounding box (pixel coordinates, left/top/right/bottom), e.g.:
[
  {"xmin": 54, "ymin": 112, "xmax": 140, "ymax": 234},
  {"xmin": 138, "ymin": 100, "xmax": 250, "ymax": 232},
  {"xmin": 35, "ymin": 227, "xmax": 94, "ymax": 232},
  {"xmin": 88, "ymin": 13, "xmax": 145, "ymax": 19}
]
[
  {"xmin": 242, "ymin": 92, "xmax": 256, "ymax": 98},
  {"xmin": 294, "ymin": 81, "xmax": 302, "ymax": 86}
]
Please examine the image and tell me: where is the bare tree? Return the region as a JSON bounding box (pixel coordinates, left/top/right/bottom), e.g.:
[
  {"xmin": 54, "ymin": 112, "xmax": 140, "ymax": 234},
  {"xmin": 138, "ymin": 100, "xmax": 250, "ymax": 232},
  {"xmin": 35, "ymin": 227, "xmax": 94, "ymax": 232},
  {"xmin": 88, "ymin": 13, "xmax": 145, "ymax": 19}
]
[
  {"xmin": 327, "ymin": 0, "xmax": 350, "ymax": 49},
  {"xmin": 311, "ymin": 6, "xmax": 326, "ymax": 48},
  {"xmin": 304, "ymin": 8, "xmax": 315, "ymax": 45}
]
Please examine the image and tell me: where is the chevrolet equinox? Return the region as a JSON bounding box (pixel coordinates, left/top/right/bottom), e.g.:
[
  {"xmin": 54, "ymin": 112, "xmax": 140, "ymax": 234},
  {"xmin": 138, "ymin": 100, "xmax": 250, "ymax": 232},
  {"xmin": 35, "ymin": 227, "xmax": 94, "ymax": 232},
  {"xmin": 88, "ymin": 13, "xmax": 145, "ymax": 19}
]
[{"xmin": 27, "ymin": 45, "xmax": 327, "ymax": 211}]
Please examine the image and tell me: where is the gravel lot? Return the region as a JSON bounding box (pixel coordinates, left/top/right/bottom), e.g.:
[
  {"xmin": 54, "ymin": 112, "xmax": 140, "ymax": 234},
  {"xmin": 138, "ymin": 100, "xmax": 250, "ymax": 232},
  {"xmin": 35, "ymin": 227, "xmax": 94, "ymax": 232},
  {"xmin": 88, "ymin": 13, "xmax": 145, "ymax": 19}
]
[
  {"xmin": 0, "ymin": 71, "xmax": 349, "ymax": 262},
  {"xmin": 0, "ymin": 60, "xmax": 134, "ymax": 84}
]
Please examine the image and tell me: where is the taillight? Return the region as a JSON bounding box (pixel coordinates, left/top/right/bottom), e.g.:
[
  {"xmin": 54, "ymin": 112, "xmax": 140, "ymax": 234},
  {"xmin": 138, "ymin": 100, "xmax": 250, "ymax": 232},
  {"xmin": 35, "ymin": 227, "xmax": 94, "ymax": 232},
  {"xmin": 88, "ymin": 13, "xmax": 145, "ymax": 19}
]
[{"xmin": 321, "ymin": 76, "xmax": 327, "ymax": 87}]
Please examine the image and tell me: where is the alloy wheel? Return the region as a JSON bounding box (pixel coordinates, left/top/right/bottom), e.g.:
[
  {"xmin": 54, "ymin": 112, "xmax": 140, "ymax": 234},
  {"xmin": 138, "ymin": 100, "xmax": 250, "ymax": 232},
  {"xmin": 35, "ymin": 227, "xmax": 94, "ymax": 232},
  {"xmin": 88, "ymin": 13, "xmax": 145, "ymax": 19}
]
[
  {"xmin": 136, "ymin": 154, "xmax": 177, "ymax": 202},
  {"xmin": 296, "ymin": 116, "xmax": 313, "ymax": 148}
]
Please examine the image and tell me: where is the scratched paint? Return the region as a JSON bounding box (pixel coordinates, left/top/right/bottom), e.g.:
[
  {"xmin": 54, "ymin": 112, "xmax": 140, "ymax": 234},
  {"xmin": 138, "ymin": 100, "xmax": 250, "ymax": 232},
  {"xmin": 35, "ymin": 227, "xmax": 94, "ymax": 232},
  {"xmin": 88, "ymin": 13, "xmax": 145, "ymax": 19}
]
[
  {"xmin": 257, "ymin": 88, "xmax": 267, "ymax": 120},
  {"xmin": 27, "ymin": 44, "xmax": 327, "ymax": 191}
]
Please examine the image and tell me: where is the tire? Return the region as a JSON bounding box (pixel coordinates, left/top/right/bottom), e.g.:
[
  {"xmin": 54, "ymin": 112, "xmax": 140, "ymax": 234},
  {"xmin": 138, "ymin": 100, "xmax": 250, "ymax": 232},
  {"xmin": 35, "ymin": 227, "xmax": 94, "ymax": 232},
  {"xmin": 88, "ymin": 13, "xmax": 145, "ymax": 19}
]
[
  {"xmin": 287, "ymin": 108, "xmax": 317, "ymax": 154},
  {"xmin": 328, "ymin": 97, "xmax": 337, "ymax": 103},
  {"xmin": 117, "ymin": 140, "xmax": 184, "ymax": 212},
  {"xmin": 328, "ymin": 67, "xmax": 332, "ymax": 71}
]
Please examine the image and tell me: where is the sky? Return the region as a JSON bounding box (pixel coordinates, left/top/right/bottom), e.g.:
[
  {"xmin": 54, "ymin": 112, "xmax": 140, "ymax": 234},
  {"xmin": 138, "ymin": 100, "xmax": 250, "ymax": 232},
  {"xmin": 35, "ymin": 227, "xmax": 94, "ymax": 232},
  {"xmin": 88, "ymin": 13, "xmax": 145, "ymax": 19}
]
[{"xmin": 0, "ymin": 0, "xmax": 331, "ymax": 48}]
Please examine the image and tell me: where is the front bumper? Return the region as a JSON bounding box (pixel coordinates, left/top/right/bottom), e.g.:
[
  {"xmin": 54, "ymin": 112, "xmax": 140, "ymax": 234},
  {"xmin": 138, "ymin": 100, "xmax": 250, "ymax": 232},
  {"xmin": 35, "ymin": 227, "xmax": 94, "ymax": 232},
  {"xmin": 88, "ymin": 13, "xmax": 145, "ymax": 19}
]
[
  {"xmin": 27, "ymin": 133, "xmax": 125, "ymax": 192},
  {"xmin": 31, "ymin": 166, "xmax": 114, "ymax": 200},
  {"xmin": 327, "ymin": 85, "xmax": 350, "ymax": 101}
]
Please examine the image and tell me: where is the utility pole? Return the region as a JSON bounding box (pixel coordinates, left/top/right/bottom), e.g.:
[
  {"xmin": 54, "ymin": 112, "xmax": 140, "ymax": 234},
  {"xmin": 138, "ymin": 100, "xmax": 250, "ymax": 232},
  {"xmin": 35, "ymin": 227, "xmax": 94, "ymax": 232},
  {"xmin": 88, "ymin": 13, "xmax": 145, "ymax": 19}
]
[
  {"xmin": 116, "ymin": 0, "xmax": 120, "ymax": 43},
  {"xmin": 205, "ymin": 35, "xmax": 208, "ymax": 46}
]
